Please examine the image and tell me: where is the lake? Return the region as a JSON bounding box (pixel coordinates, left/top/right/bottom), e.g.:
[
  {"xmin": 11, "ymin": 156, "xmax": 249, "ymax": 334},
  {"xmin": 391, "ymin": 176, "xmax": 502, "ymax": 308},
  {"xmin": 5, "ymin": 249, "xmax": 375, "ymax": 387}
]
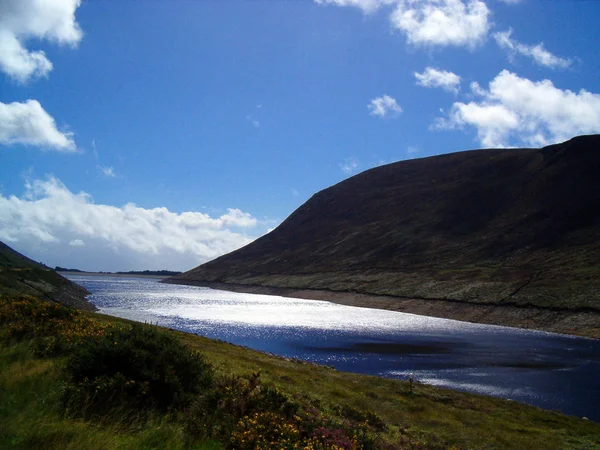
[{"xmin": 65, "ymin": 273, "xmax": 600, "ymax": 421}]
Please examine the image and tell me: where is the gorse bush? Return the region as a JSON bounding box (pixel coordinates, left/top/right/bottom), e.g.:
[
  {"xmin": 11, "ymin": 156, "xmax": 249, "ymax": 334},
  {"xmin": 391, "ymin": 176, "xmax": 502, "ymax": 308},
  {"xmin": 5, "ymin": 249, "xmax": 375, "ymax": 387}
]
[
  {"xmin": 186, "ymin": 370, "xmax": 304, "ymax": 442},
  {"xmin": 230, "ymin": 410, "xmax": 380, "ymax": 450},
  {"xmin": 64, "ymin": 323, "xmax": 213, "ymax": 416},
  {"xmin": 0, "ymin": 295, "xmax": 76, "ymax": 341},
  {"xmin": 186, "ymin": 370, "xmax": 381, "ymax": 450},
  {"xmin": 231, "ymin": 411, "xmax": 321, "ymax": 450},
  {"xmin": 0, "ymin": 294, "xmax": 108, "ymax": 355}
]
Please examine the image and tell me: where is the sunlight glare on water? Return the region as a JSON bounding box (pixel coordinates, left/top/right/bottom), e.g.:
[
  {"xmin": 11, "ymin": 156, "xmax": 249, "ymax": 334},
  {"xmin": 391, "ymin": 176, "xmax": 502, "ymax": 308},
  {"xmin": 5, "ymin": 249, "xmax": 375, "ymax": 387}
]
[{"xmin": 145, "ymin": 288, "xmax": 482, "ymax": 334}]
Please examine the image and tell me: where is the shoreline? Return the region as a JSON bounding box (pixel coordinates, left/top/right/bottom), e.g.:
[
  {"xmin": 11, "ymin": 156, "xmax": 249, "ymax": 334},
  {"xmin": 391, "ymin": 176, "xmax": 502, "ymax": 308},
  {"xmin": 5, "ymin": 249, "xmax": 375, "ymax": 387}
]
[
  {"xmin": 164, "ymin": 279, "xmax": 600, "ymax": 340},
  {"xmin": 59, "ymin": 271, "xmax": 167, "ymax": 279}
]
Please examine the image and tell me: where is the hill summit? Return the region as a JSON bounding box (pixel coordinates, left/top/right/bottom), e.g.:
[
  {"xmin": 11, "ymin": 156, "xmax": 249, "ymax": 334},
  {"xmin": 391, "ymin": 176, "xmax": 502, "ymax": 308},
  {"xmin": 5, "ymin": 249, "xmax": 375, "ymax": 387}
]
[{"xmin": 168, "ymin": 135, "xmax": 600, "ymax": 336}]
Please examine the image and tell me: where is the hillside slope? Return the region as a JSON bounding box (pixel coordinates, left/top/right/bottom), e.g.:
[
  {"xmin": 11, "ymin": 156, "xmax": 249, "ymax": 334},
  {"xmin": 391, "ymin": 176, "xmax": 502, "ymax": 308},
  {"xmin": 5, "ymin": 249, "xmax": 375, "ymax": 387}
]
[
  {"xmin": 0, "ymin": 241, "xmax": 94, "ymax": 310},
  {"xmin": 168, "ymin": 135, "xmax": 600, "ymax": 336}
]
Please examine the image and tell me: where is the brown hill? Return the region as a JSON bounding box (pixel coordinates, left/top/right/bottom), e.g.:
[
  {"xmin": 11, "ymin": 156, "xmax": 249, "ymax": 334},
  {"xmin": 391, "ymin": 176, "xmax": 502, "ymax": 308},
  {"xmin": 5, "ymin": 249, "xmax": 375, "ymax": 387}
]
[
  {"xmin": 168, "ymin": 135, "xmax": 600, "ymax": 337},
  {"xmin": 0, "ymin": 241, "xmax": 95, "ymax": 311}
]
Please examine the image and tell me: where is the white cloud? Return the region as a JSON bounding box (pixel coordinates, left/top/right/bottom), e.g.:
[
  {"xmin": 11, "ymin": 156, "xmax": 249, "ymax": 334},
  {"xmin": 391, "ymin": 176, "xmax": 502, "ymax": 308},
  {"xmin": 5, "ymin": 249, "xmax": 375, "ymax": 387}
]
[
  {"xmin": 0, "ymin": 100, "xmax": 76, "ymax": 151},
  {"xmin": 0, "ymin": 0, "xmax": 83, "ymax": 83},
  {"xmin": 0, "ymin": 177, "xmax": 260, "ymax": 271},
  {"xmin": 314, "ymin": 0, "xmax": 490, "ymax": 48},
  {"xmin": 69, "ymin": 239, "xmax": 84, "ymax": 247},
  {"xmin": 339, "ymin": 157, "xmax": 359, "ymax": 175},
  {"xmin": 98, "ymin": 166, "xmax": 116, "ymax": 178},
  {"xmin": 435, "ymin": 70, "xmax": 600, "ymax": 147},
  {"xmin": 493, "ymin": 29, "xmax": 571, "ymax": 69},
  {"xmin": 407, "ymin": 146, "xmax": 420, "ymax": 154},
  {"xmin": 415, "ymin": 67, "xmax": 461, "ymax": 93},
  {"xmin": 368, "ymin": 95, "xmax": 402, "ymax": 118},
  {"xmin": 390, "ymin": 0, "xmax": 490, "ymax": 48}
]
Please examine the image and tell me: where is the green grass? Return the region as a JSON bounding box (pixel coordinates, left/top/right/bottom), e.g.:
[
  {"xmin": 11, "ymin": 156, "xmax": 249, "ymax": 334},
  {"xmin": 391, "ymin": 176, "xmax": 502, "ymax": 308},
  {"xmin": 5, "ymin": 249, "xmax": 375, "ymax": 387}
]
[
  {"xmin": 0, "ymin": 337, "xmax": 219, "ymax": 450},
  {"xmin": 1, "ymin": 295, "xmax": 600, "ymax": 449}
]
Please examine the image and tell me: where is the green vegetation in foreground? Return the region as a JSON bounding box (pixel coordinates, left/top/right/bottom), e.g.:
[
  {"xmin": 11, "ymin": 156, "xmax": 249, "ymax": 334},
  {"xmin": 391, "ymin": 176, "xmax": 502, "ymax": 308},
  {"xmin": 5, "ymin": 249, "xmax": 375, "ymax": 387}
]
[{"xmin": 1, "ymin": 294, "xmax": 600, "ymax": 449}]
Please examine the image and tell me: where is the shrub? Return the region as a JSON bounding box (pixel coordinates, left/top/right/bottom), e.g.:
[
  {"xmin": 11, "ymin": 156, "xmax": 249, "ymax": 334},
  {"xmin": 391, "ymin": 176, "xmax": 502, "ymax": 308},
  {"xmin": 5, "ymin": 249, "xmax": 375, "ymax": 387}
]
[
  {"xmin": 186, "ymin": 371, "xmax": 305, "ymax": 441},
  {"xmin": 230, "ymin": 411, "xmax": 379, "ymax": 450},
  {"xmin": 187, "ymin": 371, "xmax": 264, "ymax": 440},
  {"xmin": 0, "ymin": 294, "xmax": 108, "ymax": 356},
  {"xmin": 230, "ymin": 411, "xmax": 312, "ymax": 450},
  {"xmin": 185, "ymin": 371, "xmax": 383, "ymax": 449},
  {"xmin": 0, "ymin": 295, "xmax": 76, "ymax": 341},
  {"xmin": 63, "ymin": 323, "xmax": 213, "ymax": 417}
]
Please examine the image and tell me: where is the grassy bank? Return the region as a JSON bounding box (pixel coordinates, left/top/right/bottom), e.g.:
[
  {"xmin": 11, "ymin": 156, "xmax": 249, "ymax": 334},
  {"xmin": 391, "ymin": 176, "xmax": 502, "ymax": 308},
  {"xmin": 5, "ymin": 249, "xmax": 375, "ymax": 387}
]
[{"xmin": 1, "ymin": 294, "xmax": 599, "ymax": 449}]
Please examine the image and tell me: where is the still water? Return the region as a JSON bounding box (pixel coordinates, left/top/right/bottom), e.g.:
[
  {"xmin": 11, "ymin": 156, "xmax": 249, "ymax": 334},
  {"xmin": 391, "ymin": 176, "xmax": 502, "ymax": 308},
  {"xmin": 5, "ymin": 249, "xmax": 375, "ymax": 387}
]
[{"xmin": 65, "ymin": 273, "xmax": 600, "ymax": 421}]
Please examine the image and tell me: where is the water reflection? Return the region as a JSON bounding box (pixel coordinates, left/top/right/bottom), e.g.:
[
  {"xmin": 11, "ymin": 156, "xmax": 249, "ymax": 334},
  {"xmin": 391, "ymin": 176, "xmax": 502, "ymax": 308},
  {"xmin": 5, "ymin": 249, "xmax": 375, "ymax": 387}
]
[{"xmin": 65, "ymin": 274, "xmax": 600, "ymax": 421}]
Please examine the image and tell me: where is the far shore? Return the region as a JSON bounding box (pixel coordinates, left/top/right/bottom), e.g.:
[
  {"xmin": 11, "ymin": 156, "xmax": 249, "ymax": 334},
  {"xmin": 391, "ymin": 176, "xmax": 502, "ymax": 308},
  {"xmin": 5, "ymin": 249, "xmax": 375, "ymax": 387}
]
[
  {"xmin": 163, "ymin": 279, "xmax": 600, "ymax": 340},
  {"xmin": 58, "ymin": 271, "xmax": 166, "ymax": 279}
]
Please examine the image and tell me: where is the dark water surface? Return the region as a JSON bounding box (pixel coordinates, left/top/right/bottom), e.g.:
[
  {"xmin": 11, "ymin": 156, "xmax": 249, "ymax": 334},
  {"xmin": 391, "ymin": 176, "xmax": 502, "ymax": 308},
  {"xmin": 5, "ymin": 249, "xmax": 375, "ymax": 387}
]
[{"xmin": 66, "ymin": 274, "xmax": 600, "ymax": 421}]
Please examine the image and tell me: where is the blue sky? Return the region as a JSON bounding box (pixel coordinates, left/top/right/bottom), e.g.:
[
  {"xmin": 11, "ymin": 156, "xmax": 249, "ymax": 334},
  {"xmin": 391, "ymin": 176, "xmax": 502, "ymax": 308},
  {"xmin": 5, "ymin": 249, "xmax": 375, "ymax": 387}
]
[{"xmin": 1, "ymin": 0, "xmax": 599, "ymax": 271}]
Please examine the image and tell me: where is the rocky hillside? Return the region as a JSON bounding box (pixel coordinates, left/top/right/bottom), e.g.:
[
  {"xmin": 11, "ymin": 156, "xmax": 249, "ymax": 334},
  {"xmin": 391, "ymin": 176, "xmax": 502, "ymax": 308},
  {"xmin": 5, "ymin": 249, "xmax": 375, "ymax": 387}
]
[
  {"xmin": 168, "ymin": 135, "xmax": 600, "ymax": 335},
  {"xmin": 0, "ymin": 241, "xmax": 95, "ymax": 311}
]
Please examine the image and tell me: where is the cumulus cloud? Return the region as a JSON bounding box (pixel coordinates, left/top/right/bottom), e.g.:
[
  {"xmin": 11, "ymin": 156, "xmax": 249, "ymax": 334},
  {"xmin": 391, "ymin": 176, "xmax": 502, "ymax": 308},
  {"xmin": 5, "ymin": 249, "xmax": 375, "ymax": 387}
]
[
  {"xmin": 391, "ymin": 0, "xmax": 490, "ymax": 48},
  {"xmin": 0, "ymin": 100, "xmax": 76, "ymax": 151},
  {"xmin": 0, "ymin": 177, "xmax": 260, "ymax": 271},
  {"xmin": 368, "ymin": 95, "xmax": 402, "ymax": 118},
  {"xmin": 493, "ymin": 29, "xmax": 571, "ymax": 69},
  {"xmin": 435, "ymin": 70, "xmax": 600, "ymax": 147},
  {"xmin": 314, "ymin": 0, "xmax": 490, "ymax": 48},
  {"xmin": 415, "ymin": 67, "xmax": 461, "ymax": 93},
  {"xmin": 0, "ymin": 0, "xmax": 83, "ymax": 83}
]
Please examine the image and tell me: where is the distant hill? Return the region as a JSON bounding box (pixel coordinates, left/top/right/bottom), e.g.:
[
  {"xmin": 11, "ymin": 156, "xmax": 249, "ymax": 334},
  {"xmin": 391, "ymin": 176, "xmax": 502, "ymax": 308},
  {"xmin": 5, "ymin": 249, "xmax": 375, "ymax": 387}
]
[
  {"xmin": 55, "ymin": 266, "xmax": 85, "ymax": 273},
  {"xmin": 0, "ymin": 241, "xmax": 95, "ymax": 310},
  {"xmin": 116, "ymin": 270, "xmax": 182, "ymax": 276},
  {"xmin": 55, "ymin": 267, "xmax": 182, "ymax": 277},
  {"xmin": 168, "ymin": 135, "xmax": 600, "ymax": 337}
]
